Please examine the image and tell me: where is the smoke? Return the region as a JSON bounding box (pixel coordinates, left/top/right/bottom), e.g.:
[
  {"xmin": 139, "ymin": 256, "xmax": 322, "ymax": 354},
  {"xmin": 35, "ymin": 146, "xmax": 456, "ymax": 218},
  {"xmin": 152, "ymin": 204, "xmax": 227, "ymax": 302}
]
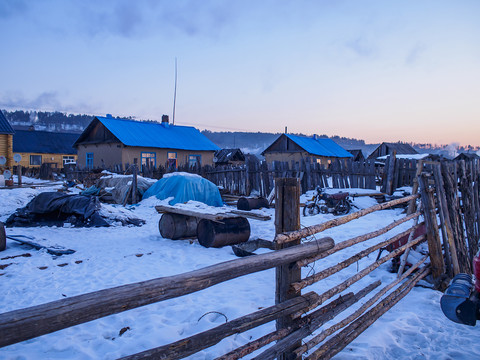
[{"xmin": 446, "ymin": 142, "xmax": 459, "ymax": 159}]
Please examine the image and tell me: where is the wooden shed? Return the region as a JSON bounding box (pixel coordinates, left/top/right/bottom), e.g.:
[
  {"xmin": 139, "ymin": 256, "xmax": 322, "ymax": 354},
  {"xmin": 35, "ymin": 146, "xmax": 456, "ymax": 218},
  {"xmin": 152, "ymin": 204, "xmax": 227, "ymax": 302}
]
[
  {"xmin": 367, "ymin": 142, "xmax": 418, "ymax": 160},
  {"xmin": 214, "ymin": 148, "xmax": 245, "ymax": 166},
  {"xmin": 347, "ymin": 149, "xmax": 365, "ymax": 162},
  {"xmin": 0, "ymin": 110, "xmax": 15, "ymax": 168},
  {"xmin": 262, "ymin": 134, "xmax": 353, "ymax": 166}
]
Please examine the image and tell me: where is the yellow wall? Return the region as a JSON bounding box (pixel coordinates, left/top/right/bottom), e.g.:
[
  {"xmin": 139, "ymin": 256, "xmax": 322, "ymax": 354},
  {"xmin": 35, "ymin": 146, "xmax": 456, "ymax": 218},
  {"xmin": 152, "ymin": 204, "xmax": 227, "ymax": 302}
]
[
  {"xmin": 76, "ymin": 143, "xmax": 215, "ymax": 169},
  {"xmin": 14, "ymin": 152, "xmax": 77, "ymax": 169},
  {"xmin": 0, "ymin": 134, "xmax": 13, "ymax": 168}
]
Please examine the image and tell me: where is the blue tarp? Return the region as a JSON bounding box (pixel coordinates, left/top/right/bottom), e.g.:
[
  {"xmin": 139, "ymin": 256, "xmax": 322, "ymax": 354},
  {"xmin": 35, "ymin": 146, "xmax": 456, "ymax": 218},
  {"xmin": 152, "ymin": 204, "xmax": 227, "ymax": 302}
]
[{"xmin": 143, "ymin": 173, "xmax": 223, "ymax": 207}]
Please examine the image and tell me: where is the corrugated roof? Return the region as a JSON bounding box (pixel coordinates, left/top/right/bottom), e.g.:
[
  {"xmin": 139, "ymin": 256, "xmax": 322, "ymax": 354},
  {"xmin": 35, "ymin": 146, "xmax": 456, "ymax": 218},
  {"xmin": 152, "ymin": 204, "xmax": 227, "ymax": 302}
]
[
  {"xmin": 286, "ymin": 134, "xmax": 353, "ymax": 158},
  {"xmin": 13, "ymin": 130, "xmax": 78, "ymax": 154},
  {"xmin": 93, "ymin": 116, "xmax": 220, "ymax": 151},
  {"xmin": 0, "ymin": 110, "xmax": 15, "ymax": 135},
  {"xmin": 383, "ymin": 142, "xmax": 418, "ymax": 154}
]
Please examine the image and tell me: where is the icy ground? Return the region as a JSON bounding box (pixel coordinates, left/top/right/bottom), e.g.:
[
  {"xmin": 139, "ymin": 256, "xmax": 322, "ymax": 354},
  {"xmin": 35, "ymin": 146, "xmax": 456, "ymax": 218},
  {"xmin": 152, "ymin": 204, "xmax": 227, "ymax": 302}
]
[{"xmin": 1, "ymin": 177, "xmax": 480, "ymax": 359}]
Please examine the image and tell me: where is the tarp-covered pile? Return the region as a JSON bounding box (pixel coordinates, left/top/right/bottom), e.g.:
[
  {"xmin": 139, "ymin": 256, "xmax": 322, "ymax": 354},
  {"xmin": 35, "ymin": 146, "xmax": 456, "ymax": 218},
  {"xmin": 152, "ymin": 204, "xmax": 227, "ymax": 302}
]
[
  {"xmin": 143, "ymin": 172, "xmax": 223, "ymax": 207},
  {"xmin": 6, "ymin": 192, "xmax": 144, "ymax": 227}
]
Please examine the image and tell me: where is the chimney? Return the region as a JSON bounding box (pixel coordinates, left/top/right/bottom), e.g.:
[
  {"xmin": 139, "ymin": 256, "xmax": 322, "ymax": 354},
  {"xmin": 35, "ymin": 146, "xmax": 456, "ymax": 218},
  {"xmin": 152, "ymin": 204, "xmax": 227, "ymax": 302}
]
[
  {"xmin": 313, "ymin": 134, "xmax": 318, "ymax": 140},
  {"xmin": 162, "ymin": 115, "xmax": 169, "ymax": 124}
]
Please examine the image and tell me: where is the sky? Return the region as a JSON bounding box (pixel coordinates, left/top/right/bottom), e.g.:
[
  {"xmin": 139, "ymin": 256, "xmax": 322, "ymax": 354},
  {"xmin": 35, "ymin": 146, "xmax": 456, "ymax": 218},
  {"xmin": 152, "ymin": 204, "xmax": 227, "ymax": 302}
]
[{"xmin": 1, "ymin": 0, "xmax": 479, "ymax": 146}]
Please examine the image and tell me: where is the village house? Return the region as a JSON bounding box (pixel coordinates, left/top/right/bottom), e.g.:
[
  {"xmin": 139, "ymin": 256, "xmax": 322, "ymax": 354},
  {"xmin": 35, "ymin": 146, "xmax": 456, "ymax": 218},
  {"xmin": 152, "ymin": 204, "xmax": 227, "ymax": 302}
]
[
  {"xmin": 347, "ymin": 149, "xmax": 365, "ymax": 162},
  {"xmin": 73, "ymin": 115, "xmax": 220, "ymax": 171},
  {"xmin": 0, "ymin": 110, "xmax": 15, "ymax": 168},
  {"xmin": 214, "ymin": 148, "xmax": 245, "ymax": 166},
  {"xmin": 262, "ymin": 133, "xmax": 353, "ymax": 166},
  {"xmin": 13, "ymin": 129, "xmax": 78, "ymax": 169},
  {"xmin": 367, "ymin": 142, "xmax": 418, "ymax": 160},
  {"xmin": 454, "ymin": 152, "xmax": 480, "ymax": 161}
]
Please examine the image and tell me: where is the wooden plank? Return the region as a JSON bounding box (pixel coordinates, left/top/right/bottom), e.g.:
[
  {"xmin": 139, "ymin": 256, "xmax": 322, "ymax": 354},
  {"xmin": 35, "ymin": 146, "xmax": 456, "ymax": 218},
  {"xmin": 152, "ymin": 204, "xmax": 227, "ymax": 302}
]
[{"xmin": 0, "ymin": 237, "xmax": 334, "ymax": 348}]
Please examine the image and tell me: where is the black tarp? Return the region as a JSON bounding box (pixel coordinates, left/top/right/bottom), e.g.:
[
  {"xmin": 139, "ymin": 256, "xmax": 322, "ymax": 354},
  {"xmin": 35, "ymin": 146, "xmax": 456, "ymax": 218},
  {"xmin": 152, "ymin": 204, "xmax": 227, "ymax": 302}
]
[{"xmin": 6, "ymin": 192, "xmax": 109, "ymax": 227}]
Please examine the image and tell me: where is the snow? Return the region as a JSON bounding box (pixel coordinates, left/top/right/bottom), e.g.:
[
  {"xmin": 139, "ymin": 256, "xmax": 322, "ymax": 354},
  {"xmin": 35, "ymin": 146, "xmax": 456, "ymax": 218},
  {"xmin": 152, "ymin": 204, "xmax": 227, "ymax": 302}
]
[
  {"xmin": 377, "ymin": 154, "xmax": 430, "ymax": 160},
  {"xmin": 1, "ymin": 178, "xmax": 480, "ymax": 359}
]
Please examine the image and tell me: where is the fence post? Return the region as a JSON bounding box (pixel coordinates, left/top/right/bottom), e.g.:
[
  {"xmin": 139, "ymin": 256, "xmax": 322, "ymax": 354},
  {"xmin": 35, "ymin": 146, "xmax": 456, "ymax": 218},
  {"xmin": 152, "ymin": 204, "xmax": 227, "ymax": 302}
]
[
  {"xmin": 275, "ymin": 177, "xmax": 301, "ymax": 359},
  {"xmin": 132, "ymin": 159, "xmax": 138, "ymax": 204},
  {"xmin": 418, "ymin": 174, "xmax": 445, "ymax": 286}
]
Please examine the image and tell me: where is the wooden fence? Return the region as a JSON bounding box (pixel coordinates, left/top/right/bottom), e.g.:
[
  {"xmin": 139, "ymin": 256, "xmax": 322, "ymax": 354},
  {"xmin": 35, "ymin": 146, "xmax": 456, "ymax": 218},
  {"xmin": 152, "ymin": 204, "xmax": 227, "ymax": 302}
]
[
  {"xmin": 205, "ymin": 158, "xmax": 377, "ymax": 197},
  {"xmin": 0, "ymin": 178, "xmax": 443, "ymax": 359}
]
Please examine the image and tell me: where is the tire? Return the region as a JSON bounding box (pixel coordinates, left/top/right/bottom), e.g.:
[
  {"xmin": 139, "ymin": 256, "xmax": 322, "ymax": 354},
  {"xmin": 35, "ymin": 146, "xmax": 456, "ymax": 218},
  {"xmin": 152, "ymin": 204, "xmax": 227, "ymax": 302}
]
[
  {"xmin": 303, "ymin": 204, "xmax": 320, "ymax": 216},
  {"xmin": 334, "ymin": 199, "xmax": 351, "ymax": 216}
]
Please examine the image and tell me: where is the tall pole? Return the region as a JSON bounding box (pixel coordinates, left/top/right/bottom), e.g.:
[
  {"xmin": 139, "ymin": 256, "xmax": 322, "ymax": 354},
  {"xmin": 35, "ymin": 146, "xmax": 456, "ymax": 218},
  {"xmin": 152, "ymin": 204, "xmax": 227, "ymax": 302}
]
[{"xmin": 172, "ymin": 57, "xmax": 177, "ymax": 126}]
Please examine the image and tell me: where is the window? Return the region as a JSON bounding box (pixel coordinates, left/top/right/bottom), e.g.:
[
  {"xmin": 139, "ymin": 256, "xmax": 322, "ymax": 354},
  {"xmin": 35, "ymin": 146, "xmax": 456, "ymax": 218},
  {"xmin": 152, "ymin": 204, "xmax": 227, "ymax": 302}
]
[
  {"xmin": 188, "ymin": 155, "xmax": 201, "ymax": 168},
  {"xmin": 30, "ymin": 155, "xmax": 42, "ymax": 166},
  {"xmin": 63, "ymin": 156, "xmax": 75, "ymax": 165},
  {"xmin": 167, "ymin": 152, "xmax": 177, "ymax": 171},
  {"xmin": 86, "ymin": 153, "xmax": 94, "ymax": 169},
  {"xmin": 141, "ymin": 152, "xmax": 156, "ymax": 170}
]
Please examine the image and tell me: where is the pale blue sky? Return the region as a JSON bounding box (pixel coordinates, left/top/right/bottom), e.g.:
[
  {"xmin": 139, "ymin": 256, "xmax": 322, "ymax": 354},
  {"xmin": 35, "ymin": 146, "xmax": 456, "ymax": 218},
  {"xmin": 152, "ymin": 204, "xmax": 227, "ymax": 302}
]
[{"xmin": 1, "ymin": 0, "xmax": 479, "ymax": 146}]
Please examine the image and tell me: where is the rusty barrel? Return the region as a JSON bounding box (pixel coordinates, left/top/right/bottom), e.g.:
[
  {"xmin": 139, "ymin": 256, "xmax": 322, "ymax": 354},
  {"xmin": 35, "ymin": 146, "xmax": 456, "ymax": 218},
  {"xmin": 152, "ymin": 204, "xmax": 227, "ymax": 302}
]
[
  {"xmin": 237, "ymin": 197, "xmax": 269, "ymax": 211},
  {"xmin": 0, "ymin": 222, "xmax": 5, "ymax": 251},
  {"xmin": 197, "ymin": 217, "xmax": 250, "ymax": 248},
  {"xmin": 159, "ymin": 213, "xmax": 199, "ymax": 240}
]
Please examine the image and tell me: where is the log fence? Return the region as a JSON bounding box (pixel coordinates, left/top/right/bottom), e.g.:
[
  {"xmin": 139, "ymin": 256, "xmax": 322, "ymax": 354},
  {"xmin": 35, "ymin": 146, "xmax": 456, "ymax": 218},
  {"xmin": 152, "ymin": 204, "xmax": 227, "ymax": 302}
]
[{"xmin": 3, "ymin": 159, "xmax": 480, "ymax": 358}]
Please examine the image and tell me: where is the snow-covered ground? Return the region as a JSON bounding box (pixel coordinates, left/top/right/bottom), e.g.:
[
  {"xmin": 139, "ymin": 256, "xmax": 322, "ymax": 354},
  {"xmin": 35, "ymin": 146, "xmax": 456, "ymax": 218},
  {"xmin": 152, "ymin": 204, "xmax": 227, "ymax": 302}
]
[{"xmin": 1, "ymin": 178, "xmax": 480, "ymax": 359}]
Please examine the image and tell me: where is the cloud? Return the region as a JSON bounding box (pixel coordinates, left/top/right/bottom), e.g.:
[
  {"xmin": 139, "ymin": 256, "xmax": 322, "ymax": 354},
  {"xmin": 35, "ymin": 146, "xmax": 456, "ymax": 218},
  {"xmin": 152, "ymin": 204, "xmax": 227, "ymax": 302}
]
[
  {"xmin": 345, "ymin": 36, "xmax": 376, "ymax": 57},
  {"xmin": 74, "ymin": 0, "xmax": 235, "ymax": 39},
  {"xmin": 0, "ymin": 0, "xmax": 27, "ymax": 20},
  {"xmin": 405, "ymin": 43, "xmax": 427, "ymax": 65}
]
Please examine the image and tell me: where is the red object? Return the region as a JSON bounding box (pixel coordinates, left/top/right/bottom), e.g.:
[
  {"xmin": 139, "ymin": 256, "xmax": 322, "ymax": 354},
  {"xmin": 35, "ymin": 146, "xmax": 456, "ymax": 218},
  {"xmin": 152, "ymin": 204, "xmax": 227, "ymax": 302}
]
[{"xmin": 473, "ymin": 254, "xmax": 480, "ymax": 293}]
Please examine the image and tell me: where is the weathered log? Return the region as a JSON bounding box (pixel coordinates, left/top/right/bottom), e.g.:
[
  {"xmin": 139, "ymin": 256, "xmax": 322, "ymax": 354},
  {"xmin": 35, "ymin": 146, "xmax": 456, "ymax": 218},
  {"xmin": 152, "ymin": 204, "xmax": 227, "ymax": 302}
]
[
  {"xmin": 197, "ymin": 217, "xmax": 250, "ymax": 248},
  {"xmin": 0, "ymin": 237, "xmax": 334, "ymax": 348},
  {"xmin": 418, "ymin": 174, "xmax": 445, "ymax": 284},
  {"xmin": 441, "ymin": 161, "xmax": 470, "ymax": 272},
  {"xmin": 0, "ymin": 222, "xmax": 5, "ymax": 251},
  {"xmin": 307, "ymin": 266, "xmax": 430, "ymax": 360},
  {"xmin": 119, "ymin": 291, "xmax": 319, "ymax": 360},
  {"xmin": 237, "ymin": 196, "xmax": 269, "ymax": 211},
  {"xmin": 296, "ymin": 211, "xmax": 421, "ymax": 268},
  {"xmin": 295, "ymin": 255, "xmax": 428, "ymax": 357},
  {"xmin": 406, "ymin": 159, "xmax": 424, "ymax": 214},
  {"xmin": 294, "ymin": 234, "xmax": 426, "ymax": 318},
  {"xmin": 291, "ymin": 223, "xmax": 424, "ymax": 293},
  {"xmin": 158, "ymin": 213, "xmax": 199, "ymax": 240},
  {"xmin": 275, "ymin": 194, "xmax": 419, "ymax": 244},
  {"xmin": 215, "ymin": 329, "xmax": 290, "ymax": 360},
  {"xmin": 253, "ymin": 281, "xmax": 380, "ymax": 360},
  {"xmin": 433, "ymin": 163, "xmax": 459, "ymax": 276},
  {"xmin": 274, "ymin": 178, "xmax": 301, "ymax": 360}
]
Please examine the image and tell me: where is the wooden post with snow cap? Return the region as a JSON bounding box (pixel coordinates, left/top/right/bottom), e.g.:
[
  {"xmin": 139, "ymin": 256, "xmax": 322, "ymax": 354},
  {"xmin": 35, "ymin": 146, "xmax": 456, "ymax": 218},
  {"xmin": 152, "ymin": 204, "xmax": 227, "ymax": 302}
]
[{"xmin": 274, "ymin": 177, "xmax": 301, "ymax": 359}]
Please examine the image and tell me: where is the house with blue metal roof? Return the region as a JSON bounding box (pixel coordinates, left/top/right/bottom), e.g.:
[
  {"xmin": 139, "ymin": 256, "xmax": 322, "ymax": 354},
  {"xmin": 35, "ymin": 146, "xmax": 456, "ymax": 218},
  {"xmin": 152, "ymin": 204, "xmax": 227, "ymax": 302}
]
[
  {"xmin": 13, "ymin": 130, "xmax": 78, "ymax": 169},
  {"xmin": 262, "ymin": 133, "xmax": 353, "ymax": 166},
  {"xmin": 73, "ymin": 115, "xmax": 220, "ymax": 170},
  {"xmin": 0, "ymin": 110, "xmax": 15, "ymax": 168}
]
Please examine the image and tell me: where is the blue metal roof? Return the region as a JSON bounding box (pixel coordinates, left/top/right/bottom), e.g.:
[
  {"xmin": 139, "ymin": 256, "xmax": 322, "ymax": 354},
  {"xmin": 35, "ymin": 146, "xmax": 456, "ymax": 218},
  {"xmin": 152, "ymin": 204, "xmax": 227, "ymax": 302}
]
[
  {"xmin": 13, "ymin": 130, "xmax": 78, "ymax": 154},
  {"xmin": 0, "ymin": 110, "xmax": 15, "ymax": 135},
  {"xmin": 286, "ymin": 134, "xmax": 353, "ymax": 158},
  {"xmin": 96, "ymin": 116, "xmax": 220, "ymax": 151}
]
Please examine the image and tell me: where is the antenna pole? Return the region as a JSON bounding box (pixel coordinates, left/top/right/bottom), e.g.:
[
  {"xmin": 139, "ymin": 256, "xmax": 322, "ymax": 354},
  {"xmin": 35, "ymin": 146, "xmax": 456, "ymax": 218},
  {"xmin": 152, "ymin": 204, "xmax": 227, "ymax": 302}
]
[{"xmin": 172, "ymin": 57, "xmax": 177, "ymax": 125}]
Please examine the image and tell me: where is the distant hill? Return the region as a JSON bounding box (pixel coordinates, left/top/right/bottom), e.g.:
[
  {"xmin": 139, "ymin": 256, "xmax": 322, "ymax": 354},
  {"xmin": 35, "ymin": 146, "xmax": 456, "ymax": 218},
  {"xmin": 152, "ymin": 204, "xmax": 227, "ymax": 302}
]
[{"xmin": 2, "ymin": 109, "xmax": 478, "ymax": 158}]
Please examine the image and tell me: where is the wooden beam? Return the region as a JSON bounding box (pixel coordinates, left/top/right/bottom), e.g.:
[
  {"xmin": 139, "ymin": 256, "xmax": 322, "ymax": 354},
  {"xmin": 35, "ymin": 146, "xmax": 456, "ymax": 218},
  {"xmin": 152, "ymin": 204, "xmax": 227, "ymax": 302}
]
[
  {"xmin": 275, "ymin": 194, "xmax": 419, "ymax": 244},
  {"xmin": 119, "ymin": 292, "xmax": 319, "ymax": 360},
  {"xmin": 0, "ymin": 237, "xmax": 334, "ymax": 348}
]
